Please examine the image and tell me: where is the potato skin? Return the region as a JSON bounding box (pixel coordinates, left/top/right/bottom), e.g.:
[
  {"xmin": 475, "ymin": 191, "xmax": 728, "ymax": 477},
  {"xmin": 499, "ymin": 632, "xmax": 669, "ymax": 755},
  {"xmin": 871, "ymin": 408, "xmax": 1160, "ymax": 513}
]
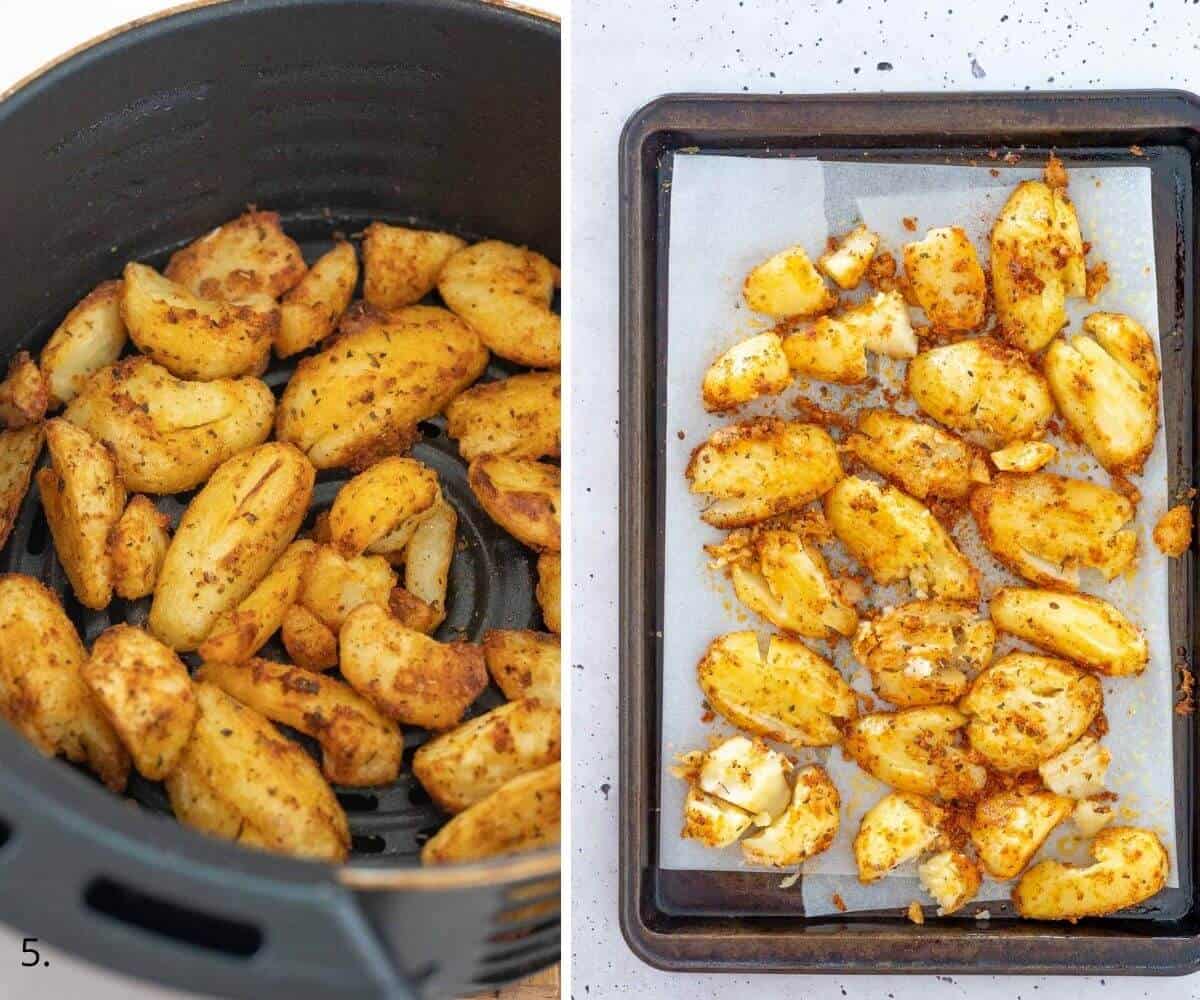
[
  {"xmin": 277, "ymin": 242, "xmax": 358, "ymax": 358},
  {"xmin": 0, "ymin": 575, "xmax": 129, "ymax": 790},
  {"xmin": 0, "ymin": 351, "xmax": 49, "ymax": 429},
  {"xmin": 329, "ymin": 456, "xmax": 439, "ymax": 557},
  {"xmin": 363, "ymin": 223, "xmax": 467, "ymax": 310},
  {"xmin": 149, "ymin": 443, "xmax": 315, "ymax": 651},
  {"xmin": 0, "ymin": 424, "xmax": 43, "ymax": 552},
  {"xmin": 445, "ymin": 371, "xmax": 561, "ymax": 461},
  {"xmin": 109, "ymin": 495, "xmax": 172, "ymax": 601},
  {"xmin": 536, "ymin": 552, "xmax": 561, "ymax": 634},
  {"xmin": 403, "ymin": 500, "xmax": 456, "ymax": 627},
  {"xmin": 276, "ymin": 304, "xmax": 488, "ymax": 469},
  {"xmin": 40, "ymin": 280, "xmax": 127, "ymax": 407},
  {"xmin": 165, "ymin": 209, "xmax": 306, "ymax": 301},
  {"xmin": 483, "ymin": 629, "xmax": 561, "ymax": 703},
  {"xmin": 82, "ymin": 624, "xmax": 196, "ymax": 780},
  {"xmin": 469, "ymin": 456, "xmax": 561, "ymax": 552}
]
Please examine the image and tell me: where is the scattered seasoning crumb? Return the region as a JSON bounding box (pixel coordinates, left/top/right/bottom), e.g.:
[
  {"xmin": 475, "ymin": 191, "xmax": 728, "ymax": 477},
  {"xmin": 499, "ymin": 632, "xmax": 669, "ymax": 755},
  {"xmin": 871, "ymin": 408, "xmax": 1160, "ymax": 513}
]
[
  {"xmin": 832, "ymin": 892, "xmax": 848, "ymax": 912},
  {"xmin": 1175, "ymin": 662, "xmax": 1195, "ymax": 716},
  {"xmin": 700, "ymin": 708, "xmax": 715, "ymax": 724},
  {"xmin": 1085, "ymin": 261, "xmax": 1110, "ymax": 302},
  {"xmin": 1043, "ymin": 153, "xmax": 1068, "ymax": 190},
  {"xmin": 907, "ymin": 901, "xmax": 925, "ymax": 925},
  {"xmin": 989, "ymin": 168, "xmax": 1001, "ymax": 178},
  {"xmin": 901, "ymin": 216, "xmax": 918, "ymax": 232},
  {"xmin": 1130, "ymin": 144, "xmax": 1145, "ymax": 157},
  {"xmin": 1003, "ymin": 151, "xmax": 1021, "ymax": 165},
  {"xmin": 1153, "ymin": 503, "xmax": 1193, "ymax": 557},
  {"xmin": 676, "ymin": 429, "xmax": 686, "ymax": 440}
]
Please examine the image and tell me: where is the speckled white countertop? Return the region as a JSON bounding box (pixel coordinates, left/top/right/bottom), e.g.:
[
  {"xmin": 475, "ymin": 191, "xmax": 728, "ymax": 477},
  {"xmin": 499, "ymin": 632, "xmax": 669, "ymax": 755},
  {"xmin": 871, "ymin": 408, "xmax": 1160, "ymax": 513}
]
[{"xmin": 568, "ymin": 1, "xmax": 1200, "ymax": 998}]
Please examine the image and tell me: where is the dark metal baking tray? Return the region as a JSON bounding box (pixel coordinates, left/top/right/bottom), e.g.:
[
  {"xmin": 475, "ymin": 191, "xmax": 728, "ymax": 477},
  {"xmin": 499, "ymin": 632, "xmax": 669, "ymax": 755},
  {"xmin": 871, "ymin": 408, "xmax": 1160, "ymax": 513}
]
[{"xmin": 618, "ymin": 90, "xmax": 1200, "ymax": 975}]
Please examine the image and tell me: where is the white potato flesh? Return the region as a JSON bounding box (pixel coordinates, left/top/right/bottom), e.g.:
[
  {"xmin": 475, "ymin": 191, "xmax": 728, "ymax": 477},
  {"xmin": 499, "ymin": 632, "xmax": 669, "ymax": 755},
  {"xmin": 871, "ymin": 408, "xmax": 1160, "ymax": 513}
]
[
  {"xmin": 918, "ymin": 851, "xmax": 982, "ymax": 915},
  {"xmin": 781, "ymin": 291, "xmax": 916, "ymax": 384},
  {"xmin": 697, "ymin": 735, "xmax": 793, "ymax": 826},
  {"xmin": 743, "ymin": 244, "xmax": 835, "ymax": 317},
  {"xmin": 818, "ymin": 225, "xmax": 879, "ymax": 290},
  {"xmin": 701, "ymin": 332, "xmax": 791, "ymax": 411},
  {"xmin": 990, "ymin": 440, "xmax": 1057, "ymax": 473},
  {"xmin": 40, "ymin": 280, "xmax": 127, "ymax": 407},
  {"xmin": 404, "ymin": 500, "xmax": 456, "ymax": 626},
  {"xmin": 681, "ymin": 786, "xmax": 754, "ymax": 848},
  {"xmin": 903, "ymin": 226, "xmax": 987, "ymax": 331},
  {"xmin": 971, "ymin": 789, "xmax": 1073, "ymax": 878},
  {"xmin": 854, "ymin": 791, "xmax": 945, "ymax": 883},
  {"xmin": 740, "ymin": 764, "xmax": 841, "ymax": 867},
  {"xmin": 1038, "ymin": 736, "xmax": 1111, "ymax": 799}
]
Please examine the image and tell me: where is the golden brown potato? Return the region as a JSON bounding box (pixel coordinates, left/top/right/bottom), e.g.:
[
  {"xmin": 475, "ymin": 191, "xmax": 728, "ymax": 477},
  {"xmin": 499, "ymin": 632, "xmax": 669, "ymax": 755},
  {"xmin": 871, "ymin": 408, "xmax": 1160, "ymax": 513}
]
[
  {"xmin": 109, "ymin": 495, "xmax": 171, "ymax": 601},
  {"xmin": 280, "ymin": 603, "xmax": 339, "ymax": 671},
  {"xmin": 121, "ymin": 263, "xmax": 276, "ymax": 380},
  {"xmin": 825, "ymin": 476, "xmax": 978, "ymax": 600},
  {"xmin": 168, "ymin": 682, "xmax": 349, "ymax": 861},
  {"xmin": 1013, "ymin": 827, "xmax": 1168, "ymax": 921},
  {"xmin": 694, "ymin": 735, "xmax": 793, "ymax": 825},
  {"xmin": 469, "ymin": 456, "xmax": 560, "ymax": 551},
  {"xmin": 39, "ymin": 419, "xmax": 126, "ymax": 610},
  {"xmin": 818, "ymin": 225, "xmax": 879, "ymax": 290},
  {"xmin": 387, "ymin": 587, "xmax": 442, "ymax": 634},
  {"xmin": 743, "ymin": 244, "xmax": 835, "ymax": 317},
  {"xmin": 438, "ymin": 240, "xmax": 559, "ymax": 368},
  {"xmin": 989, "ymin": 588, "xmax": 1148, "ymax": 677},
  {"xmin": 362, "ymin": 223, "xmax": 467, "ymax": 310},
  {"xmin": 1043, "ymin": 313, "xmax": 1160, "ymax": 475},
  {"xmin": 970, "ymin": 788, "xmax": 1073, "ymax": 878},
  {"xmin": 969, "ymin": 472, "xmax": 1137, "ymax": 589},
  {"xmin": 686, "ymin": 418, "xmax": 842, "ymax": 528},
  {"xmin": 276, "ymin": 242, "xmax": 358, "ymax": 358},
  {"xmin": 167, "ymin": 746, "xmax": 264, "ymax": 846},
  {"xmin": 404, "ymin": 501, "xmax": 457, "ymax": 628},
  {"xmin": 0, "ymin": 352, "xmax": 49, "ymax": 429},
  {"xmin": 82, "ymin": 624, "xmax": 196, "ymax": 781},
  {"xmin": 740, "ymin": 764, "xmax": 840, "ymax": 867},
  {"xmin": 701, "ymin": 332, "xmax": 791, "ymax": 411},
  {"xmin": 277, "ymin": 304, "xmax": 488, "ymax": 469},
  {"xmin": 446, "ymin": 371, "xmax": 561, "ymax": 461},
  {"xmin": 902, "ymin": 226, "xmax": 987, "ymax": 332},
  {"xmin": 197, "ymin": 658, "xmax": 402, "ymax": 787},
  {"xmin": 852, "ymin": 600, "xmax": 994, "ymax": 708},
  {"xmin": 0, "ymin": 575, "xmax": 129, "ymax": 790},
  {"xmin": 339, "ymin": 602, "xmax": 487, "ymax": 729},
  {"xmin": 0, "ymin": 424, "xmax": 43, "ymax": 551},
  {"xmin": 681, "ymin": 786, "xmax": 754, "ymax": 848},
  {"xmin": 149, "ymin": 443, "xmax": 314, "ymax": 651},
  {"xmin": 990, "ymin": 440, "xmax": 1057, "ymax": 473},
  {"xmin": 40, "ymin": 280, "xmax": 127, "ymax": 408},
  {"xmin": 991, "ymin": 177, "xmax": 1086, "ymax": 352},
  {"xmin": 329, "ymin": 456, "xmax": 439, "ymax": 557},
  {"xmin": 198, "ymin": 541, "xmax": 316, "ymax": 663},
  {"xmin": 537, "ymin": 552, "xmax": 560, "ymax": 634},
  {"xmin": 842, "ymin": 706, "xmax": 987, "ymax": 800},
  {"xmin": 483, "ymin": 630, "xmax": 560, "ymax": 704},
  {"xmin": 697, "ymin": 631, "xmax": 856, "ymax": 748},
  {"xmin": 781, "ymin": 290, "xmax": 917, "ymax": 383},
  {"xmin": 299, "ymin": 545, "xmax": 396, "ymax": 632},
  {"xmin": 413, "ymin": 698, "xmax": 560, "ymax": 813},
  {"xmin": 64, "ymin": 357, "xmax": 274, "ymax": 494},
  {"xmin": 960, "ymin": 653, "xmax": 1103, "ymax": 772},
  {"xmin": 166, "ymin": 209, "xmax": 306, "ymax": 301},
  {"xmin": 843, "ymin": 409, "xmax": 990, "ymax": 501},
  {"xmin": 854, "ymin": 791, "xmax": 946, "ymax": 883},
  {"xmin": 907, "ymin": 338, "xmax": 1054, "ymax": 446},
  {"xmin": 1038, "ymin": 735, "xmax": 1111, "ymax": 799},
  {"xmin": 918, "ymin": 851, "xmax": 981, "ymax": 915},
  {"xmin": 421, "ymin": 761, "xmax": 560, "ymax": 865},
  {"xmin": 1073, "ymin": 796, "xmax": 1117, "ymax": 838},
  {"xmin": 1154, "ymin": 503, "xmax": 1192, "ymax": 558}
]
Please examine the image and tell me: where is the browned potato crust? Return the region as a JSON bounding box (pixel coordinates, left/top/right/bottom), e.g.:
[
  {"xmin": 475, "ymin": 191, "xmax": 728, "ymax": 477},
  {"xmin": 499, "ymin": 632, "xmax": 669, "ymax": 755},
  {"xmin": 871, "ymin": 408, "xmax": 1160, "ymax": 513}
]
[
  {"xmin": 281, "ymin": 603, "xmax": 339, "ymax": 671},
  {"xmin": 329, "ymin": 456, "xmax": 439, "ymax": 557},
  {"xmin": 387, "ymin": 586, "xmax": 443, "ymax": 634},
  {"xmin": 299, "ymin": 544, "xmax": 396, "ymax": 632},
  {"xmin": 483, "ymin": 629, "xmax": 561, "ymax": 703},
  {"xmin": 902, "ymin": 226, "xmax": 987, "ymax": 332},
  {"xmin": 536, "ymin": 552, "xmax": 561, "ymax": 634},
  {"xmin": 277, "ymin": 242, "xmax": 358, "ymax": 358},
  {"xmin": 445, "ymin": 372, "xmax": 561, "ymax": 461},
  {"xmin": 362, "ymin": 223, "xmax": 467, "ymax": 310},
  {"xmin": 0, "ymin": 424, "xmax": 43, "ymax": 552},
  {"xmin": 40, "ymin": 280, "xmax": 127, "ymax": 407},
  {"xmin": 468, "ymin": 456, "xmax": 561, "ymax": 552},
  {"xmin": 109, "ymin": 495, "xmax": 172, "ymax": 601},
  {"xmin": 0, "ymin": 352, "xmax": 49, "ymax": 429},
  {"xmin": 1154, "ymin": 503, "xmax": 1192, "ymax": 558},
  {"xmin": 165, "ymin": 209, "xmax": 306, "ymax": 301}
]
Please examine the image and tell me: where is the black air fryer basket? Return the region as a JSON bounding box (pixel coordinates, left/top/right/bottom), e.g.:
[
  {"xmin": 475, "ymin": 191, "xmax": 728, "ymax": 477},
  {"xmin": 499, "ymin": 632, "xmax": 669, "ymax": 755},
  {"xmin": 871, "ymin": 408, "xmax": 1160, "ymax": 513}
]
[{"xmin": 0, "ymin": 1, "xmax": 561, "ymax": 997}]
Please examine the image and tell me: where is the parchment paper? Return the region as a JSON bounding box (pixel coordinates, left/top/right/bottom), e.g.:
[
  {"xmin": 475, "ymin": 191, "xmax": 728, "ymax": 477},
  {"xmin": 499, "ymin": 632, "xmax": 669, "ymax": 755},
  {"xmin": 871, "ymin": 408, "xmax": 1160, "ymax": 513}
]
[{"xmin": 658, "ymin": 153, "xmax": 1177, "ymax": 917}]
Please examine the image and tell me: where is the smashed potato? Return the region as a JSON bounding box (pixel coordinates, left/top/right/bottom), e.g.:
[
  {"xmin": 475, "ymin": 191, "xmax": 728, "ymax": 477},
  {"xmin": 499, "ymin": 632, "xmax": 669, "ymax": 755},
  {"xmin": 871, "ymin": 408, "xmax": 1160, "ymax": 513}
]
[
  {"xmin": 781, "ymin": 290, "xmax": 916, "ymax": 383},
  {"xmin": 469, "ymin": 456, "xmax": 560, "ymax": 552},
  {"xmin": 445, "ymin": 371, "xmax": 561, "ymax": 461},
  {"xmin": 0, "ymin": 352, "xmax": 48, "ymax": 429},
  {"xmin": 537, "ymin": 552, "xmax": 561, "ymax": 634},
  {"xmin": 686, "ymin": 418, "xmax": 842, "ymax": 528},
  {"xmin": 854, "ymin": 791, "xmax": 945, "ymax": 883},
  {"xmin": 701, "ymin": 332, "xmax": 791, "ymax": 411},
  {"xmin": 696, "ymin": 735, "xmax": 793, "ymax": 826},
  {"xmin": 682, "ymin": 786, "xmax": 754, "ymax": 848},
  {"xmin": 40, "ymin": 280, "xmax": 127, "ymax": 407},
  {"xmin": 276, "ymin": 241, "xmax": 358, "ymax": 358},
  {"xmin": 484, "ymin": 629, "xmax": 560, "ymax": 703},
  {"xmin": 743, "ymin": 244, "xmax": 835, "ymax": 317},
  {"xmin": 0, "ymin": 424, "xmax": 43, "ymax": 551},
  {"xmin": 362, "ymin": 223, "xmax": 466, "ymax": 310},
  {"xmin": 969, "ymin": 473, "xmax": 1137, "ymax": 589},
  {"xmin": 109, "ymin": 495, "xmax": 172, "ymax": 601},
  {"xmin": 1154, "ymin": 503, "xmax": 1192, "ymax": 558},
  {"xmin": 329, "ymin": 456, "xmax": 439, "ymax": 557},
  {"xmin": 741, "ymin": 764, "xmax": 841, "ymax": 867},
  {"xmin": 818, "ymin": 225, "xmax": 879, "ymax": 290},
  {"xmin": 1038, "ymin": 735, "xmax": 1111, "ymax": 799},
  {"xmin": 166, "ymin": 209, "xmax": 306, "ymax": 301},
  {"xmin": 990, "ymin": 440, "xmax": 1057, "ymax": 473},
  {"xmin": 299, "ymin": 545, "xmax": 396, "ymax": 632},
  {"xmin": 280, "ymin": 603, "xmax": 338, "ymax": 671},
  {"xmin": 902, "ymin": 226, "xmax": 987, "ymax": 332},
  {"xmin": 918, "ymin": 851, "xmax": 981, "ymax": 915},
  {"xmin": 970, "ymin": 788, "xmax": 1073, "ymax": 878}
]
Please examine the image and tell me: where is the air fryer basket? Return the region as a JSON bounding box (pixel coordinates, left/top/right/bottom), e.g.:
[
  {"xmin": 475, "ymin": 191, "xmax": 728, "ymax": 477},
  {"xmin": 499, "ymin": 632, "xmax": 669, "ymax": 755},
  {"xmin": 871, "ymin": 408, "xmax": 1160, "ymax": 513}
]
[{"xmin": 0, "ymin": 1, "xmax": 560, "ymax": 997}]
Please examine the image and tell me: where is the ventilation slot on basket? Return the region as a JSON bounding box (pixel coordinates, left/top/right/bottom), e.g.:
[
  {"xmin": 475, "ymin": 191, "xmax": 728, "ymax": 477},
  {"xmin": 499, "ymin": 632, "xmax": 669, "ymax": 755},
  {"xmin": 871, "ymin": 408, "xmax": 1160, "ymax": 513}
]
[
  {"xmin": 84, "ymin": 878, "xmax": 262, "ymax": 957},
  {"xmin": 0, "ymin": 817, "xmax": 11, "ymax": 850}
]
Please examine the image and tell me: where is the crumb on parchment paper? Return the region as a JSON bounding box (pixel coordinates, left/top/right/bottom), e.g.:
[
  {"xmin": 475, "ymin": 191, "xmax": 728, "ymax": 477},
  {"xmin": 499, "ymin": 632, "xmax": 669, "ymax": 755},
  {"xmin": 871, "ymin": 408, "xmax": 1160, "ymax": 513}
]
[
  {"xmin": 832, "ymin": 892, "xmax": 847, "ymax": 912},
  {"xmin": 907, "ymin": 901, "xmax": 925, "ymax": 925}
]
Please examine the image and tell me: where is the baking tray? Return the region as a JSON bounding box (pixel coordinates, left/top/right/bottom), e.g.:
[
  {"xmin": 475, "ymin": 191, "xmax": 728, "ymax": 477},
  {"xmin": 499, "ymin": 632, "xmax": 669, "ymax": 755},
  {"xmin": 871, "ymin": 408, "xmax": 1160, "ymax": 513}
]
[{"xmin": 618, "ymin": 90, "xmax": 1200, "ymax": 975}]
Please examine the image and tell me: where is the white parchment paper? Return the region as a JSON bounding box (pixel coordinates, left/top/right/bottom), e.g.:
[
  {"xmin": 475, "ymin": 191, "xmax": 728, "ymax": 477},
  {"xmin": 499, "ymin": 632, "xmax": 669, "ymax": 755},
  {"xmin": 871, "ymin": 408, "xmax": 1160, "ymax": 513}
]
[{"xmin": 658, "ymin": 153, "xmax": 1177, "ymax": 917}]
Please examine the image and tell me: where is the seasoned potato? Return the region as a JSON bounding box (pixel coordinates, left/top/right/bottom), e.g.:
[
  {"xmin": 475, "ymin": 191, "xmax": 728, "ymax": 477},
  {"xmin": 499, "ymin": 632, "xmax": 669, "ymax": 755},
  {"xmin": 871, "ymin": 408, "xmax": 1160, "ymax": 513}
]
[
  {"xmin": 741, "ymin": 764, "xmax": 841, "ymax": 867},
  {"xmin": 989, "ymin": 587, "xmax": 1148, "ymax": 677},
  {"xmin": 918, "ymin": 851, "xmax": 982, "ymax": 915},
  {"xmin": 40, "ymin": 280, "xmax": 127, "ymax": 407},
  {"xmin": 902, "ymin": 226, "xmax": 987, "ymax": 332},
  {"xmin": 681, "ymin": 786, "xmax": 754, "ymax": 848},
  {"xmin": 0, "ymin": 424, "xmax": 43, "ymax": 551},
  {"xmin": 537, "ymin": 552, "xmax": 561, "ymax": 634},
  {"xmin": 970, "ymin": 788, "xmax": 1073, "ymax": 878},
  {"xmin": 1038, "ymin": 736, "xmax": 1111, "ymax": 799},
  {"xmin": 0, "ymin": 575, "xmax": 129, "ymax": 791},
  {"xmin": 64, "ymin": 357, "xmax": 275, "ymax": 493},
  {"xmin": 1043, "ymin": 313, "xmax": 1160, "ymax": 475},
  {"xmin": 696, "ymin": 735, "xmax": 793, "ymax": 825},
  {"xmin": 445, "ymin": 372, "xmax": 561, "ymax": 461},
  {"xmin": 0, "ymin": 352, "xmax": 48, "ymax": 429},
  {"xmin": 818, "ymin": 225, "xmax": 879, "ymax": 290},
  {"xmin": 276, "ymin": 242, "xmax": 358, "ymax": 358},
  {"xmin": 842, "ymin": 706, "xmax": 987, "ymax": 800},
  {"xmin": 82, "ymin": 625, "xmax": 196, "ymax": 781},
  {"xmin": 843, "ymin": 409, "xmax": 990, "ymax": 501},
  {"xmin": 167, "ymin": 682, "xmax": 349, "ymax": 861},
  {"xmin": 825, "ymin": 476, "xmax": 979, "ymax": 600},
  {"xmin": 1073, "ymin": 796, "xmax": 1117, "ymax": 837},
  {"xmin": 907, "ymin": 338, "xmax": 1054, "ymax": 446},
  {"xmin": 276, "ymin": 304, "xmax": 487, "ymax": 469},
  {"xmin": 197, "ymin": 658, "xmax": 402, "ymax": 787},
  {"xmin": 299, "ymin": 545, "xmax": 396, "ymax": 632},
  {"xmin": 969, "ymin": 473, "xmax": 1137, "ymax": 589},
  {"xmin": 701, "ymin": 332, "xmax": 791, "ymax": 411},
  {"xmin": 781, "ymin": 290, "xmax": 916, "ymax": 383},
  {"xmin": 421, "ymin": 761, "xmax": 560, "ymax": 865},
  {"xmin": 150, "ymin": 443, "xmax": 314, "ymax": 650},
  {"xmin": 852, "ymin": 600, "xmax": 994, "ymax": 708},
  {"xmin": 697, "ymin": 631, "xmax": 856, "ymax": 748},
  {"xmin": 339, "ymin": 602, "xmax": 487, "ymax": 729},
  {"xmin": 990, "ymin": 440, "xmax": 1057, "ymax": 473},
  {"xmin": 854, "ymin": 791, "xmax": 946, "ymax": 883},
  {"xmin": 280, "ymin": 603, "xmax": 338, "ymax": 671},
  {"xmin": 198, "ymin": 541, "xmax": 316, "ymax": 663},
  {"xmin": 122, "ymin": 263, "xmax": 276, "ymax": 380},
  {"xmin": 1154, "ymin": 503, "xmax": 1192, "ymax": 558},
  {"xmin": 403, "ymin": 500, "xmax": 456, "ymax": 625},
  {"xmin": 109, "ymin": 495, "xmax": 171, "ymax": 601},
  {"xmin": 39, "ymin": 419, "xmax": 126, "ymax": 609},
  {"xmin": 991, "ymin": 177, "xmax": 1086, "ymax": 352},
  {"xmin": 686, "ymin": 418, "xmax": 842, "ymax": 528},
  {"xmin": 743, "ymin": 244, "xmax": 835, "ymax": 317},
  {"xmin": 387, "ymin": 586, "xmax": 442, "ymax": 634},
  {"xmin": 363, "ymin": 223, "xmax": 467, "ymax": 310},
  {"xmin": 165, "ymin": 209, "xmax": 306, "ymax": 301},
  {"xmin": 438, "ymin": 240, "xmax": 559, "ymax": 368},
  {"xmin": 329, "ymin": 457, "xmax": 439, "ymax": 557},
  {"xmin": 413, "ymin": 698, "xmax": 560, "ymax": 812},
  {"xmin": 468, "ymin": 456, "xmax": 560, "ymax": 551},
  {"xmin": 960, "ymin": 653, "xmax": 1103, "ymax": 772},
  {"xmin": 484, "ymin": 629, "xmax": 560, "ymax": 703},
  {"xmin": 1013, "ymin": 826, "xmax": 1168, "ymax": 921}
]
